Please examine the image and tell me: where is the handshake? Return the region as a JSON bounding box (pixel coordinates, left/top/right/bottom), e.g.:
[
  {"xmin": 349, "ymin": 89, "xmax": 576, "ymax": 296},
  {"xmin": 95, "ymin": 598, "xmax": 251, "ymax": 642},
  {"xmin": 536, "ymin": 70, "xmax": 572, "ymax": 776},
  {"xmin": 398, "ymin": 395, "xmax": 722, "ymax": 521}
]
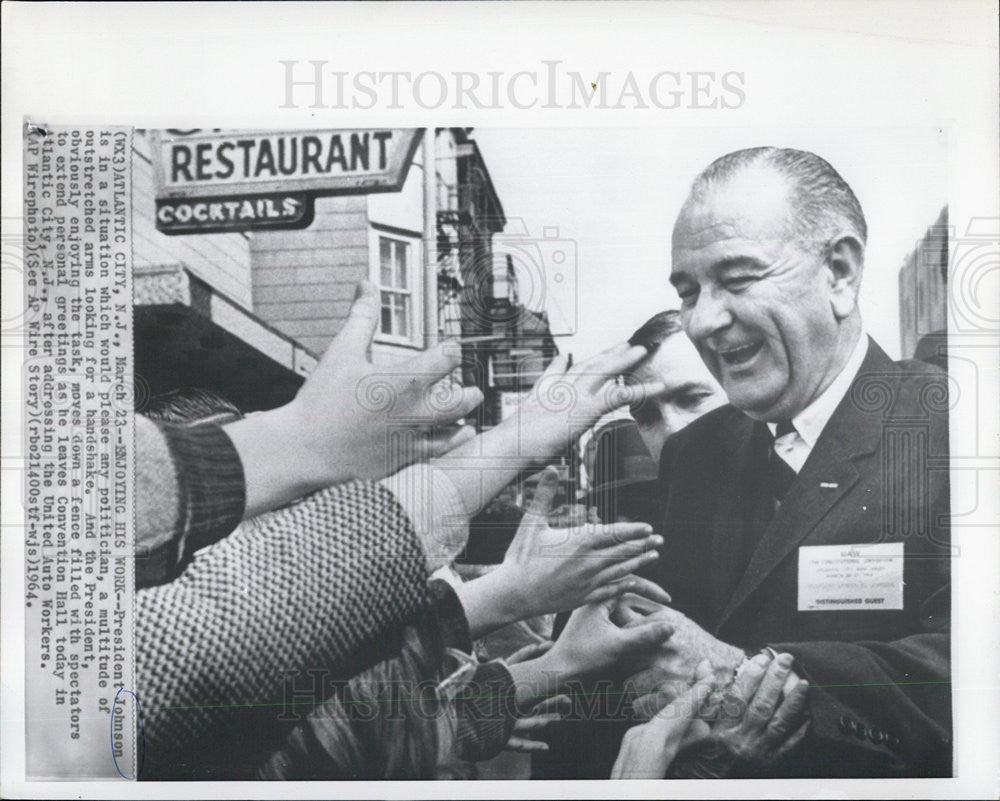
[
  {"xmin": 508, "ymin": 589, "xmax": 811, "ymax": 779},
  {"xmin": 456, "ymin": 467, "xmax": 810, "ymax": 778}
]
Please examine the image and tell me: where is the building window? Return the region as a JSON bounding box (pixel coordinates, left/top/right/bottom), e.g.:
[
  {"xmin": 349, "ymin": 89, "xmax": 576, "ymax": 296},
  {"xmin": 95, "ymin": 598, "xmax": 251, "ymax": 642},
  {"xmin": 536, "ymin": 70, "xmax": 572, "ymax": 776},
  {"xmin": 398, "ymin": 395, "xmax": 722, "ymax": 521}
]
[{"xmin": 378, "ymin": 235, "xmax": 413, "ymax": 340}]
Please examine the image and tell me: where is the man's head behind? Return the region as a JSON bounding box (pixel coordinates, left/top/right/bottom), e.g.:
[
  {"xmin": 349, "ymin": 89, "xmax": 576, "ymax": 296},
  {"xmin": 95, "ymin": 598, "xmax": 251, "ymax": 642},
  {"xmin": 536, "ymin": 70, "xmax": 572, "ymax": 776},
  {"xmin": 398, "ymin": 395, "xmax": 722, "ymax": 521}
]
[
  {"xmin": 626, "ymin": 310, "xmax": 726, "ymax": 459},
  {"xmin": 142, "ymin": 387, "xmax": 243, "ymax": 426},
  {"xmin": 670, "ymin": 147, "xmax": 867, "ymax": 422}
]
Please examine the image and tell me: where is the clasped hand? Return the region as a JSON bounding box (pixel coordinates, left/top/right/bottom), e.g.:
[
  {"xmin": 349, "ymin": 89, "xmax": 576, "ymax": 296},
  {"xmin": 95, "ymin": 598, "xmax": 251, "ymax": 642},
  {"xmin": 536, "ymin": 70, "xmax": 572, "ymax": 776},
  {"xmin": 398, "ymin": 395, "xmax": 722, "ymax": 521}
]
[
  {"xmin": 620, "ymin": 601, "xmax": 810, "ymax": 777},
  {"xmin": 612, "ymin": 650, "xmax": 809, "ymax": 778}
]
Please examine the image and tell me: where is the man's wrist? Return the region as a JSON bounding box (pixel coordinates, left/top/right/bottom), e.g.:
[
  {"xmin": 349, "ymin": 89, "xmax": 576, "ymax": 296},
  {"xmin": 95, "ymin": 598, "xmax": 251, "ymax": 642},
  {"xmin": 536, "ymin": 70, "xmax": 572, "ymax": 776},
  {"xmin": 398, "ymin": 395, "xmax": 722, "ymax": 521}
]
[
  {"xmin": 224, "ymin": 403, "xmax": 322, "ymax": 517},
  {"xmin": 505, "ymin": 650, "xmax": 570, "ymax": 716},
  {"xmin": 489, "ymin": 564, "xmax": 533, "ymax": 624},
  {"xmin": 507, "ymin": 409, "xmax": 568, "ymax": 463},
  {"xmin": 457, "ymin": 566, "xmax": 526, "ymax": 639},
  {"xmin": 714, "ymin": 642, "xmax": 749, "ymax": 686}
]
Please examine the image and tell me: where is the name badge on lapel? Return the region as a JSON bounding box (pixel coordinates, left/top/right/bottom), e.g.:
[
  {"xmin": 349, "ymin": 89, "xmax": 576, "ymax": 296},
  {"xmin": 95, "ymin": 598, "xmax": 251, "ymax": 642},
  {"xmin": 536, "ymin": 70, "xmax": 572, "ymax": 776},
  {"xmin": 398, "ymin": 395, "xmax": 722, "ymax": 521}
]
[{"xmin": 798, "ymin": 542, "xmax": 904, "ymax": 611}]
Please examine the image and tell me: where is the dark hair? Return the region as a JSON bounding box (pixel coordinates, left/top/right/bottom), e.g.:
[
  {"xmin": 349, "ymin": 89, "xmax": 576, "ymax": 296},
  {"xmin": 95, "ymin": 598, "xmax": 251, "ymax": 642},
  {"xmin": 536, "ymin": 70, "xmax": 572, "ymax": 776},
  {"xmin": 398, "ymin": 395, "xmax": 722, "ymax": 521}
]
[
  {"xmin": 628, "ymin": 310, "xmax": 683, "ymax": 355},
  {"xmin": 142, "ymin": 387, "xmax": 243, "ymax": 426},
  {"xmin": 684, "ymin": 146, "xmax": 868, "ymax": 249}
]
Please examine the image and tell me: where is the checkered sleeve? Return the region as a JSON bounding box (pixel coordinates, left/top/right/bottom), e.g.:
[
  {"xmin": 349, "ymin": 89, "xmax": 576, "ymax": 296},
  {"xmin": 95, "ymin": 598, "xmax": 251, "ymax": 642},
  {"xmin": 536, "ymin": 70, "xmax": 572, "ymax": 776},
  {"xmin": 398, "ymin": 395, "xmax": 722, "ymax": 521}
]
[
  {"xmin": 427, "ymin": 579, "xmax": 519, "ymax": 762},
  {"xmin": 453, "ymin": 659, "xmax": 518, "ymax": 763},
  {"xmin": 136, "ymin": 480, "xmax": 430, "ymax": 778}
]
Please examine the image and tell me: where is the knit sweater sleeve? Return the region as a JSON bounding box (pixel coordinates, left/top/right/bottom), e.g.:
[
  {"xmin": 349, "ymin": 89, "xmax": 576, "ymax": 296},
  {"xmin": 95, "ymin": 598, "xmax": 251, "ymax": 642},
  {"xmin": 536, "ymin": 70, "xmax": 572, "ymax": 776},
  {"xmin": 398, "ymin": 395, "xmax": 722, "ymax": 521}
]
[
  {"xmin": 136, "ymin": 479, "xmax": 430, "ymax": 778},
  {"xmin": 135, "ymin": 415, "xmax": 245, "ymax": 588},
  {"xmin": 379, "ymin": 463, "xmax": 471, "ymax": 571}
]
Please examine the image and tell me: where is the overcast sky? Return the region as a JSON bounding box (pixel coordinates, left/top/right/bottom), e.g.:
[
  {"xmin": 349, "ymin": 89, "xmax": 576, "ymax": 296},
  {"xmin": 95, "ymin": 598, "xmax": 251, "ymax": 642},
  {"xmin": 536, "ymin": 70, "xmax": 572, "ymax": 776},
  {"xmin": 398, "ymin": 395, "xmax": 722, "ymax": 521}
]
[{"xmin": 474, "ymin": 126, "xmax": 948, "ymax": 361}]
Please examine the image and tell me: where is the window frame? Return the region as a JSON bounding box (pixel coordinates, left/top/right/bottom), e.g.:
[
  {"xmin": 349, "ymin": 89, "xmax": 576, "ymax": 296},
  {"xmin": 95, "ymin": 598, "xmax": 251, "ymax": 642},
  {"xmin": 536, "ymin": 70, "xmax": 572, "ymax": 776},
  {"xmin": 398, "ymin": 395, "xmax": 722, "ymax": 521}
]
[{"xmin": 369, "ymin": 225, "xmax": 422, "ymax": 347}]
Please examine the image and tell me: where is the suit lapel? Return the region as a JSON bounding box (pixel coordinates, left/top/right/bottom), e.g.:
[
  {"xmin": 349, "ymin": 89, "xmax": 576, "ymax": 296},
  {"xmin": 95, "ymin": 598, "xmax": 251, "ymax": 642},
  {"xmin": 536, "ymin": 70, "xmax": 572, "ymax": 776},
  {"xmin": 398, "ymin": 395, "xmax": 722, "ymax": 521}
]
[
  {"xmin": 715, "ymin": 339, "xmax": 897, "ymax": 631},
  {"xmin": 709, "ymin": 415, "xmax": 759, "ymax": 619}
]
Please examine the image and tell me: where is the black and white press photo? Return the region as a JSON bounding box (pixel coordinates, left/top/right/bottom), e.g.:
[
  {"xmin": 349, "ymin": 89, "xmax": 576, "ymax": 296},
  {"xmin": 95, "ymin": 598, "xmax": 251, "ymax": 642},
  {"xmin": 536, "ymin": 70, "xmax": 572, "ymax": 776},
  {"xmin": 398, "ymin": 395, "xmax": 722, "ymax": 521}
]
[{"xmin": 2, "ymin": 2, "xmax": 998, "ymax": 799}]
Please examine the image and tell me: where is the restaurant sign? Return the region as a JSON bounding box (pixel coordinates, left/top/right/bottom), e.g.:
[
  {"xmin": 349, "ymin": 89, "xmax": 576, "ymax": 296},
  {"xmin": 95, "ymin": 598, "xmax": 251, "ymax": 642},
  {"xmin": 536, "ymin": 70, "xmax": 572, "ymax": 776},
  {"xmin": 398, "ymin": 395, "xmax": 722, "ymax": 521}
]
[{"xmin": 153, "ymin": 128, "xmax": 422, "ymax": 234}]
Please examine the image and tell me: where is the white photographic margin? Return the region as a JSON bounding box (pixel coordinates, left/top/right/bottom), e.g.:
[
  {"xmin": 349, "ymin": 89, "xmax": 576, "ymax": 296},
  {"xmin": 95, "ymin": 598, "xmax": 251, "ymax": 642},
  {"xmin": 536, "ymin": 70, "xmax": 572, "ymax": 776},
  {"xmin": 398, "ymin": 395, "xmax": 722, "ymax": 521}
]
[{"xmin": 2, "ymin": 1, "xmax": 997, "ymax": 799}]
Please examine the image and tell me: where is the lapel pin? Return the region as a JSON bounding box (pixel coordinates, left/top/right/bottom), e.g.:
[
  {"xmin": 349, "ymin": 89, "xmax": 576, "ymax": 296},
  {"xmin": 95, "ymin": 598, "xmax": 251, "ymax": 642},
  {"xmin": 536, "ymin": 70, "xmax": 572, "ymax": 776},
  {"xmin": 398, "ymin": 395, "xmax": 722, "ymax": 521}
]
[{"xmin": 820, "ymin": 482, "xmax": 839, "ymax": 489}]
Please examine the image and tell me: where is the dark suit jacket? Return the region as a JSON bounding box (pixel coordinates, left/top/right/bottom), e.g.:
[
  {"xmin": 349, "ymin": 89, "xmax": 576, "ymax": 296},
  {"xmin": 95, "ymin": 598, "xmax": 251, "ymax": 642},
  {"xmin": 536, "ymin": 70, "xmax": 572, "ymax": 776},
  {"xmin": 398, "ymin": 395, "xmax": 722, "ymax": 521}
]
[{"xmin": 650, "ymin": 338, "xmax": 951, "ymax": 777}]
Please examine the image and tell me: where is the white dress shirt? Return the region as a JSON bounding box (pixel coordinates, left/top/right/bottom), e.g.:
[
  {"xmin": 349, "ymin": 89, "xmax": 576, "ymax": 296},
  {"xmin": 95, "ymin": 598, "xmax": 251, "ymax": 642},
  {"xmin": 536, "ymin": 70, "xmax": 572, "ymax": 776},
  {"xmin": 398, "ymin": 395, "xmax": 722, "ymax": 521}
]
[{"xmin": 767, "ymin": 333, "xmax": 869, "ymax": 473}]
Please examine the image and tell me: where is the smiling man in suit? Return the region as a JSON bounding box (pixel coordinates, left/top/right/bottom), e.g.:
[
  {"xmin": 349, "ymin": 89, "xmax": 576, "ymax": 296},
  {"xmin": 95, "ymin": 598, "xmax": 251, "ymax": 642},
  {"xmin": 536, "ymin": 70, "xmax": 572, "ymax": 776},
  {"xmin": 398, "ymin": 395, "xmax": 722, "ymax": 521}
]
[{"xmin": 631, "ymin": 147, "xmax": 951, "ymax": 777}]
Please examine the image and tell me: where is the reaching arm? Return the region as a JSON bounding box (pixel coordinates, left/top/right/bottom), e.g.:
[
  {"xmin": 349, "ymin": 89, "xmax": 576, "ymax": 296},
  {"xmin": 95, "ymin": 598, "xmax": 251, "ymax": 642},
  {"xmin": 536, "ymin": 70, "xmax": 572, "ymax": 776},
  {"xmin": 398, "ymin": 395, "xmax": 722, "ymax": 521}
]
[
  {"xmin": 136, "ymin": 480, "xmax": 432, "ymax": 778},
  {"xmin": 455, "ymin": 468, "xmax": 669, "ymax": 639},
  {"xmin": 224, "ymin": 282, "xmax": 481, "ymax": 519},
  {"xmin": 431, "ymin": 344, "xmax": 664, "ymax": 520}
]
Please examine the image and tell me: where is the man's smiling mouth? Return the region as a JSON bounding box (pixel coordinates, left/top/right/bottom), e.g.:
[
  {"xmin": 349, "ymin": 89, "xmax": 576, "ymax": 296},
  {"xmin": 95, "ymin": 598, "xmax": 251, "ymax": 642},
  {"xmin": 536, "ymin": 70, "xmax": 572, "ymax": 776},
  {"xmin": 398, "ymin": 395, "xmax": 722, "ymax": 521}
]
[{"xmin": 716, "ymin": 341, "xmax": 764, "ymax": 366}]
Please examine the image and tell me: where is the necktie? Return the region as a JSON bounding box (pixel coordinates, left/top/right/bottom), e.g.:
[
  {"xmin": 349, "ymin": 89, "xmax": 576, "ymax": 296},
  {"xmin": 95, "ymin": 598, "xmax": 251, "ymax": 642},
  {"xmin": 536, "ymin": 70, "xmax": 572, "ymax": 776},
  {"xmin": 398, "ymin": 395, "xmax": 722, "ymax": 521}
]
[
  {"xmin": 768, "ymin": 420, "xmax": 798, "ymax": 506},
  {"xmin": 735, "ymin": 420, "xmax": 799, "ymax": 586}
]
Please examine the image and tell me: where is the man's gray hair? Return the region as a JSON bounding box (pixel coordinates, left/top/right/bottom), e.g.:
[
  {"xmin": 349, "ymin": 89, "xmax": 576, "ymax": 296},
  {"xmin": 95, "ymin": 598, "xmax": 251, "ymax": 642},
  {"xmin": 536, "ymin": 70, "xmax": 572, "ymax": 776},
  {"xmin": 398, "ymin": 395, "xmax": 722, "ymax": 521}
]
[{"xmin": 686, "ymin": 146, "xmax": 868, "ymax": 248}]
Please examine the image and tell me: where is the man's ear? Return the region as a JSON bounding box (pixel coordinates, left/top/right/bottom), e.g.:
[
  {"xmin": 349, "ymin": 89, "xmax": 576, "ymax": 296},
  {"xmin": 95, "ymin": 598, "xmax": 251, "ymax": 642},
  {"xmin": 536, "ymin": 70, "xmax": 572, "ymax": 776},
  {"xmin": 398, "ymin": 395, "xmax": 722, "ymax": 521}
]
[{"xmin": 825, "ymin": 234, "xmax": 864, "ymax": 320}]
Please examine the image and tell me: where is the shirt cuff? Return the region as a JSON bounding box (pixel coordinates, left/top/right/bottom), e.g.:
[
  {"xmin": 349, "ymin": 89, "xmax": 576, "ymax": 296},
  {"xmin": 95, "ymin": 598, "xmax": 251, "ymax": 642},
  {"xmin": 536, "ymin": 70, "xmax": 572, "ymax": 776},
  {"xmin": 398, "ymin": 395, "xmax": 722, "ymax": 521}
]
[
  {"xmin": 380, "ymin": 463, "xmax": 470, "ymax": 571},
  {"xmin": 162, "ymin": 421, "xmax": 246, "ymax": 553},
  {"xmin": 428, "ymin": 577, "xmax": 474, "ymax": 654},
  {"xmin": 454, "ymin": 660, "xmax": 518, "ymax": 762}
]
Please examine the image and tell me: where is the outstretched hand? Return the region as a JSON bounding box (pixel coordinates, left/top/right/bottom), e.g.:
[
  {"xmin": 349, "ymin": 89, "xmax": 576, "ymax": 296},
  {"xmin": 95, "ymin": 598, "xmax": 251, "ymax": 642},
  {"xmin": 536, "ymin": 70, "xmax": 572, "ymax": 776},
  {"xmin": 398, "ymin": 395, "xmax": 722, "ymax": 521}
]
[
  {"xmin": 457, "ymin": 467, "xmax": 670, "ymax": 638},
  {"xmin": 621, "ymin": 605, "xmax": 747, "ymax": 700},
  {"xmin": 503, "ymin": 597, "xmax": 675, "ymax": 719},
  {"xmin": 432, "ymin": 340, "xmax": 664, "ymax": 524},
  {"xmin": 497, "ymin": 466, "xmax": 670, "ymax": 616},
  {"xmin": 543, "ymin": 596, "xmax": 676, "ymax": 681},
  {"xmin": 513, "ymin": 343, "xmax": 667, "ymax": 460},
  {"xmin": 226, "ymin": 281, "xmax": 483, "ymax": 516}
]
